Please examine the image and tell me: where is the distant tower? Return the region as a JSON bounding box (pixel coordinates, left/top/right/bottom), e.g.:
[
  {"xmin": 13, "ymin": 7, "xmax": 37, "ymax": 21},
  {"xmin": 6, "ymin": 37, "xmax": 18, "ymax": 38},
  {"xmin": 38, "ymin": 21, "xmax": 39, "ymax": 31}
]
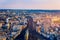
[
  {"xmin": 41, "ymin": 24, "xmax": 44, "ymax": 33},
  {"xmin": 6, "ymin": 17, "xmax": 11, "ymax": 29},
  {"xmin": 6, "ymin": 17, "xmax": 10, "ymax": 23},
  {"xmin": 26, "ymin": 16, "xmax": 33, "ymax": 29}
]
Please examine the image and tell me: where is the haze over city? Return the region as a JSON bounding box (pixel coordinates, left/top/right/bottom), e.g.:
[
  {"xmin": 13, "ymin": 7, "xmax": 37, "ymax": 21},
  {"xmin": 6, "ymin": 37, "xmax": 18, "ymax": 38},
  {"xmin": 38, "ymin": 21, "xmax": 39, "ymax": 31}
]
[
  {"xmin": 0, "ymin": 0, "xmax": 60, "ymax": 40},
  {"xmin": 0, "ymin": 0, "xmax": 60, "ymax": 9}
]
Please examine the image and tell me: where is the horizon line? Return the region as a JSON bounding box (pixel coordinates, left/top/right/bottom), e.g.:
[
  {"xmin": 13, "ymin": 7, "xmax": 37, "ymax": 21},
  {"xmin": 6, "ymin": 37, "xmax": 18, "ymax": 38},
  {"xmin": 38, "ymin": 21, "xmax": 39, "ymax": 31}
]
[{"xmin": 0, "ymin": 8, "xmax": 60, "ymax": 10}]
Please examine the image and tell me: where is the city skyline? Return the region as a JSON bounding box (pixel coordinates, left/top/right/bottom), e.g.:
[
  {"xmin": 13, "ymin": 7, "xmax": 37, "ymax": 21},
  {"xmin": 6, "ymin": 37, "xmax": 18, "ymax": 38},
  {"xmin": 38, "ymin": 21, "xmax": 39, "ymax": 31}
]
[{"xmin": 0, "ymin": 0, "xmax": 60, "ymax": 10}]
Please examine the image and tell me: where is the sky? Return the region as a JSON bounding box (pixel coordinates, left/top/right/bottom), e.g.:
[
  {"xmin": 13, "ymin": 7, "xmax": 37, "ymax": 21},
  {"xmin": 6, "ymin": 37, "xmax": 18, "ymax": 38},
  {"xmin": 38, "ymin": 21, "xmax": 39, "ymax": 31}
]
[{"xmin": 0, "ymin": 0, "xmax": 60, "ymax": 9}]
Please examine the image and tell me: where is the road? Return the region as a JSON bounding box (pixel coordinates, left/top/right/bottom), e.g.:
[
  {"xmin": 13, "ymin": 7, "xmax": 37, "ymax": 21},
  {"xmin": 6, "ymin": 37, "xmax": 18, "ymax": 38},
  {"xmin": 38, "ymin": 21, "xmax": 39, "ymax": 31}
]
[{"xmin": 14, "ymin": 16, "xmax": 57, "ymax": 40}]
